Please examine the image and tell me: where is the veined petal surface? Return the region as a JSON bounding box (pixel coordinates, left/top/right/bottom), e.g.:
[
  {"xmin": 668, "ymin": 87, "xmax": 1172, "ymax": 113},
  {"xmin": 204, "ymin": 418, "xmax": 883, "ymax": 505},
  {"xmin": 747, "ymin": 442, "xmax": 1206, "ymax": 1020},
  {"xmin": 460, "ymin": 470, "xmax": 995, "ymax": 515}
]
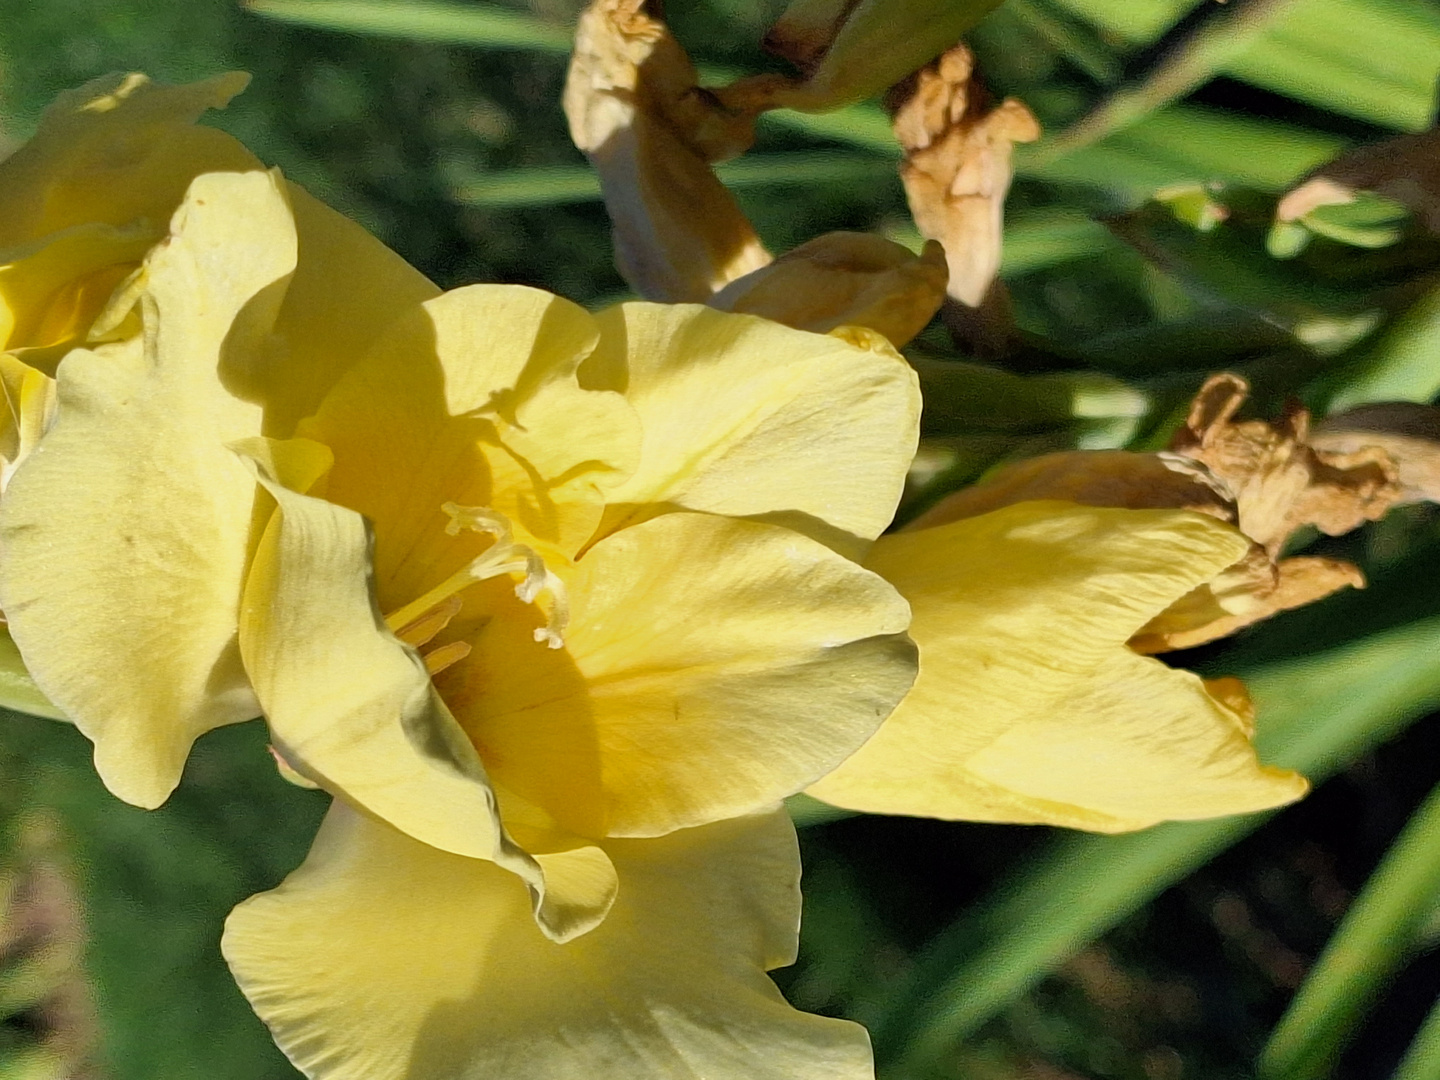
[
  {"xmin": 586, "ymin": 302, "xmax": 919, "ymax": 549},
  {"xmin": 0, "ymin": 170, "xmax": 296, "ymax": 808},
  {"xmin": 237, "ymin": 440, "xmax": 612, "ymax": 942},
  {"xmin": 300, "ymin": 284, "xmax": 639, "ymax": 588},
  {"xmin": 439, "ymin": 510, "xmax": 916, "ymax": 838},
  {"xmin": 808, "ymin": 501, "xmax": 1306, "ymax": 829},
  {"xmin": 223, "ymin": 804, "xmax": 874, "ymax": 1080}
]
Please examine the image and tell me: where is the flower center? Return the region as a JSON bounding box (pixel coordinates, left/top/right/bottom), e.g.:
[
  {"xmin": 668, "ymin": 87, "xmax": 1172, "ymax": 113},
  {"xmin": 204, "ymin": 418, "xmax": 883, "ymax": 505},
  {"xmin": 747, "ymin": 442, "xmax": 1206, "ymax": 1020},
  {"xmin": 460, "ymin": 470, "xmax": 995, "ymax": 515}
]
[{"xmin": 383, "ymin": 503, "xmax": 569, "ymax": 676}]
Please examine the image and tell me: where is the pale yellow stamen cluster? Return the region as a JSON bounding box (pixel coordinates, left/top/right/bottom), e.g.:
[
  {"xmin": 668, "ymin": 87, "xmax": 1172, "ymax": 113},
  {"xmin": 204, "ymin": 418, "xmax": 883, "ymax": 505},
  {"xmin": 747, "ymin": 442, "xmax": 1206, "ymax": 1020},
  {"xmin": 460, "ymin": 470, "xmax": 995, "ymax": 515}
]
[{"xmin": 384, "ymin": 502, "xmax": 570, "ymax": 671}]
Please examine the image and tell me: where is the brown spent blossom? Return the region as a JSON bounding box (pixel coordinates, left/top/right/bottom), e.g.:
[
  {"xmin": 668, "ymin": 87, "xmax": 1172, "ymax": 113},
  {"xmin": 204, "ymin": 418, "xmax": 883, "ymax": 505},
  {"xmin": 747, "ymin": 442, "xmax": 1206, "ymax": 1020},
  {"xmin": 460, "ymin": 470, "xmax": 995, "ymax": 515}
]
[
  {"xmin": 913, "ymin": 374, "xmax": 1406, "ymax": 653},
  {"xmin": 564, "ymin": 0, "xmax": 949, "ymax": 346},
  {"xmin": 563, "ymin": 0, "xmax": 770, "ymax": 302},
  {"xmin": 889, "ymin": 45, "xmax": 1039, "ymax": 310}
]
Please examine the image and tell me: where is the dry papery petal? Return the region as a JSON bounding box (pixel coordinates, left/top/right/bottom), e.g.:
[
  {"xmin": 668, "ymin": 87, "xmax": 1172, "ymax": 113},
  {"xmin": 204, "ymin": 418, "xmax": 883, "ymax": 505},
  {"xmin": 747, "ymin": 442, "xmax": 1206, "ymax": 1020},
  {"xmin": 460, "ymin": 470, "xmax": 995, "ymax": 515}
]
[
  {"xmin": 913, "ymin": 374, "xmax": 1407, "ymax": 652},
  {"xmin": 563, "ymin": 0, "xmax": 770, "ymax": 302},
  {"xmin": 1312, "ymin": 402, "xmax": 1440, "ymax": 506},
  {"xmin": 1171, "ymin": 374, "xmax": 1401, "ymax": 557},
  {"xmin": 889, "ymin": 44, "xmax": 1039, "ymax": 311}
]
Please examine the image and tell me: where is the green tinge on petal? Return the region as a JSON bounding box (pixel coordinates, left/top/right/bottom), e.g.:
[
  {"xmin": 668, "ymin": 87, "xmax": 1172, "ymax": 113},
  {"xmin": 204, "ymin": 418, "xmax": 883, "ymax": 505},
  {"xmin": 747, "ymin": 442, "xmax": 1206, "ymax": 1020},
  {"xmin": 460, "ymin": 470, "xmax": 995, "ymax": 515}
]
[
  {"xmin": 0, "ymin": 170, "xmax": 298, "ymax": 808},
  {"xmin": 223, "ymin": 803, "xmax": 874, "ymax": 1080},
  {"xmin": 441, "ymin": 510, "xmax": 917, "ymax": 839},
  {"xmin": 236, "ymin": 443, "xmax": 611, "ymax": 942},
  {"xmin": 808, "ymin": 501, "xmax": 1306, "ymax": 829},
  {"xmin": 0, "ymin": 627, "xmax": 64, "ymax": 721},
  {"xmin": 587, "ymin": 302, "xmax": 920, "ymax": 550}
]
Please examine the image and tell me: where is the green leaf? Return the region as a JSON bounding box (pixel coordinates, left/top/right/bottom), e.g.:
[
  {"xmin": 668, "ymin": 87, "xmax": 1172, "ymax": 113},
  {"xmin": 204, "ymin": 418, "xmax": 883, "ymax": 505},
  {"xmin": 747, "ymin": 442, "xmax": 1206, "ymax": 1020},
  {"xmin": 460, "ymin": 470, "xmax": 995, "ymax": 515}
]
[
  {"xmin": 870, "ymin": 612, "xmax": 1440, "ymax": 1075},
  {"xmin": 1392, "ymin": 992, "xmax": 1440, "ymax": 1080},
  {"xmin": 1258, "ymin": 778, "xmax": 1440, "ymax": 1080},
  {"xmin": 450, "ymin": 153, "xmax": 895, "ymax": 207},
  {"xmin": 243, "ymin": 0, "xmax": 573, "ymax": 52},
  {"xmin": 1325, "ymin": 282, "xmax": 1440, "ymax": 411}
]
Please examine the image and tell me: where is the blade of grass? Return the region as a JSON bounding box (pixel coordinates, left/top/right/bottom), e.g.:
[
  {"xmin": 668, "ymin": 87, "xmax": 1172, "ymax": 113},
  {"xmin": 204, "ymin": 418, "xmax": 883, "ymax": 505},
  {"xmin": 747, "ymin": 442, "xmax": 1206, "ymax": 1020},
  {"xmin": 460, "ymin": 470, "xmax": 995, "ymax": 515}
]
[
  {"xmin": 1258, "ymin": 779, "xmax": 1440, "ymax": 1080},
  {"xmin": 1031, "ymin": 0, "xmax": 1311, "ymax": 165},
  {"xmin": 450, "ymin": 152, "xmax": 895, "ymax": 208},
  {"xmin": 1393, "ymin": 993, "xmax": 1440, "ymax": 1080},
  {"xmin": 870, "ymin": 613, "xmax": 1440, "ymax": 1076},
  {"xmin": 243, "ymin": 0, "xmax": 573, "ymax": 52},
  {"xmin": 1324, "ymin": 281, "xmax": 1440, "ymax": 412}
]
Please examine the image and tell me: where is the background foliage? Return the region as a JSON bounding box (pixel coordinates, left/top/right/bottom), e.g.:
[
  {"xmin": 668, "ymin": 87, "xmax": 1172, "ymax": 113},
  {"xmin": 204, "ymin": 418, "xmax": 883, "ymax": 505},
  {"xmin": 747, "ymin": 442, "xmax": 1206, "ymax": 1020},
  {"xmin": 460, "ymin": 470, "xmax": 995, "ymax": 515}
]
[{"xmin": 1, "ymin": 0, "xmax": 1439, "ymax": 1077}]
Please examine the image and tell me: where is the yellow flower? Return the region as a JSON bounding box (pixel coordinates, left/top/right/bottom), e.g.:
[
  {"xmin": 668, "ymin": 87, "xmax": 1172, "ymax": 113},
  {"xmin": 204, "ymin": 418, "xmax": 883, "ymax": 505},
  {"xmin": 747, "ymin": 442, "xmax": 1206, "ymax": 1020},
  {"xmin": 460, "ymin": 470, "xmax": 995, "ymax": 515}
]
[
  {"xmin": 808, "ymin": 501, "xmax": 1308, "ymax": 830},
  {"xmin": 1, "ymin": 164, "xmax": 922, "ymax": 1077},
  {"xmin": 0, "ymin": 74, "xmax": 438, "ymax": 789}
]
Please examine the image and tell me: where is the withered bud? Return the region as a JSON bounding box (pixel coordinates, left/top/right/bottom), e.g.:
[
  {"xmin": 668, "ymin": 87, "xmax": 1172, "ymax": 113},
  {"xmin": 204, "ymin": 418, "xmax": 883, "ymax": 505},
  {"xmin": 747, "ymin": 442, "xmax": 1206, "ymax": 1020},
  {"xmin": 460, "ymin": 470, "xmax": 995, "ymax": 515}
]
[
  {"xmin": 708, "ymin": 231, "xmax": 947, "ymax": 345},
  {"xmin": 889, "ymin": 45, "xmax": 1039, "ymax": 309},
  {"xmin": 563, "ymin": 0, "xmax": 771, "ymax": 302},
  {"xmin": 910, "ymin": 374, "xmax": 1409, "ymax": 653},
  {"xmin": 1170, "ymin": 374, "xmax": 1401, "ymax": 557},
  {"xmin": 1312, "ymin": 403, "xmax": 1440, "ymax": 506}
]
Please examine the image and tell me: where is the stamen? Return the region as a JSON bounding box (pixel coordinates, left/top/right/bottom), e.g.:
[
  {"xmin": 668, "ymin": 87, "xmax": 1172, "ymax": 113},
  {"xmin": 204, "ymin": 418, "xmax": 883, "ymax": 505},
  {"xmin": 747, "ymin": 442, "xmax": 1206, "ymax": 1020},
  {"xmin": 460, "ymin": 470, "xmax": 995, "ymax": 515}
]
[
  {"xmin": 394, "ymin": 594, "xmax": 463, "ymax": 648},
  {"xmin": 423, "ymin": 640, "xmax": 472, "ymax": 676},
  {"xmin": 383, "ymin": 503, "xmax": 570, "ymax": 651}
]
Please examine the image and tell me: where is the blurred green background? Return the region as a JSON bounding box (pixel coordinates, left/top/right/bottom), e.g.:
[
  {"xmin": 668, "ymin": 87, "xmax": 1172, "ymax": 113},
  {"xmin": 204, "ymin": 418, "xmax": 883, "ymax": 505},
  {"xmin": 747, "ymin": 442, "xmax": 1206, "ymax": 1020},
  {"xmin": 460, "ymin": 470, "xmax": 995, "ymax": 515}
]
[{"xmin": 2, "ymin": 0, "xmax": 1440, "ymax": 1077}]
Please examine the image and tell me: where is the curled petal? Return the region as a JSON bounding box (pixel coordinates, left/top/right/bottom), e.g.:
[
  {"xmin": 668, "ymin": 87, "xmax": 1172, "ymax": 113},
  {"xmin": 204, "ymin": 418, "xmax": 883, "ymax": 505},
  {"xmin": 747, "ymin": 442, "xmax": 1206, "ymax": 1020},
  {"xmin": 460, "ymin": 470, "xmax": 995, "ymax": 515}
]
[
  {"xmin": 709, "ymin": 231, "xmax": 947, "ymax": 347},
  {"xmin": 440, "ymin": 511, "xmax": 916, "ymax": 838},
  {"xmin": 236, "ymin": 441, "xmax": 610, "ymax": 942},
  {"xmin": 808, "ymin": 501, "xmax": 1306, "ymax": 829},
  {"xmin": 588, "ymin": 302, "xmax": 920, "ymax": 549},
  {"xmin": 223, "ymin": 804, "xmax": 873, "ymax": 1080},
  {"xmin": 564, "ymin": 0, "xmax": 770, "ymax": 301},
  {"xmin": 0, "ymin": 170, "xmax": 296, "ymax": 808}
]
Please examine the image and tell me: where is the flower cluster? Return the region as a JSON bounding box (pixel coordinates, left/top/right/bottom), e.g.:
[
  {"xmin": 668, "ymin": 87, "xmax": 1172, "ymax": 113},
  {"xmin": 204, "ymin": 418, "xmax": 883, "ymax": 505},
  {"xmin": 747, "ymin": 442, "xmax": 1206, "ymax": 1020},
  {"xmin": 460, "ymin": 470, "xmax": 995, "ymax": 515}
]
[{"xmin": 0, "ymin": 70, "xmax": 1306, "ymax": 1080}]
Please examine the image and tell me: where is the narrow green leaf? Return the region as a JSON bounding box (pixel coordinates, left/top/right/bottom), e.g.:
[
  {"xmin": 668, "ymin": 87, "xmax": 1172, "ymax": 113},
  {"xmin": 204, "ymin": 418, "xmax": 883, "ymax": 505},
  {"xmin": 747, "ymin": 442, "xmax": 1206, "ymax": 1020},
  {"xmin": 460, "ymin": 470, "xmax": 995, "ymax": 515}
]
[
  {"xmin": 1393, "ymin": 992, "xmax": 1440, "ymax": 1080},
  {"xmin": 243, "ymin": 0, "xmax": 573, "ymax": 52},
  {"xmin": 1033, "ymin": 0, "xmax": 1312, "ymax": 163},
  {"xmin": 871, "ymin": 614, "xmax": 1440, "ymax": 1075},
  {"xmin": 1259, "ymin": 779, "xmax": 1440, "ymax": 1080},
  {"xmin": 1326, "ymin": 282, "xmax": 1440, "ymax": 412},
  {"xmin": 450, "ymin": 153, "xmax": 895, "ymax": 208}
]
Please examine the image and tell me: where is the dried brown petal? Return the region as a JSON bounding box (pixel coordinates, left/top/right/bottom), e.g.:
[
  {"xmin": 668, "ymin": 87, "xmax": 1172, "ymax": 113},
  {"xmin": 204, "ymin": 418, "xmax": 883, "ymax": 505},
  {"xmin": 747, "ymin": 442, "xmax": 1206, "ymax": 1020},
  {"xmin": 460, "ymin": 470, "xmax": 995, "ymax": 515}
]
[
  {"xmin": 1313, "ymin": 402, "xmax": 1440, "ymax": 505},
  {"xmin": 889, "ymin": 45, "xmax": 1040, "ymax": 309},
  {"xmin": 907, "ymin": 373, "xmax": 1407, "ymax": 651},
  {"xmin": 708, "ymin": 231, "xmax": 947, "ymax": 345},
  {"xmin": 1130, "ymin": 551, "xmax": 1364, "ymax": 654},
  {"xmin": 1169, "ymin": 374, "xmax": 1402, "ymax": 556},
  {"xmin": 563, "ymin": 0, "xmax": 771, "ymax": 302}
]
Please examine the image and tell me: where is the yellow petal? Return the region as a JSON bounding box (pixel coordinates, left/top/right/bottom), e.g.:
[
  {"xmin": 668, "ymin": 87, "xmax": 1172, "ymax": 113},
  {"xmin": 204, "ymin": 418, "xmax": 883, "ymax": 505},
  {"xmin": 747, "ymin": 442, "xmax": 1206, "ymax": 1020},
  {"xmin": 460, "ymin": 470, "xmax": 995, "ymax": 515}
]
[
  {"xmin": 709, "ymin": 232, "xmax": 947, "ymax": 348},
  {"xmin": 0, "ymin": 627, "xmax": 64, "ymax": 721},
  {"xmin": 0, "ymin": 352, "xmax": 56, "ymax": 488},
  {"xmin": 0, "ymin": 223, "xmax": 155, "ymax": 369},
  {"xmin": 236, "ymin": 442, "xmax": 610, "ymax": 942},
  {"xmin": 0, "ymin": 170, "xmax": 297, "ymax": 808},
  {"xmin": 439, "ymin": 510, "xmax": 916, "ymax": 838},
  {"xmin": 588, "ymin": 302, "xmax": 920, "ymax": 548},
  {"xmin": 0, "ymin": 72, "xmax": 256, "ymax": 246},
  {"xmin": 300, "ymin": 284, "xmax": 639, "ymax": 586},
  {"xmin": 808, "ymin": 501, "xmax": 1306, "ymax": 829},
  {"xmin": 247, "ymin": 183, "xmax": 442, "ymax": 437},
  {"xmin": 0, "ymin": 73, "xmax": 259, "ymax": 362},
  {"xmin": 223, "ymin": 803, "xmax": 873, "ymax": 1080}
]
